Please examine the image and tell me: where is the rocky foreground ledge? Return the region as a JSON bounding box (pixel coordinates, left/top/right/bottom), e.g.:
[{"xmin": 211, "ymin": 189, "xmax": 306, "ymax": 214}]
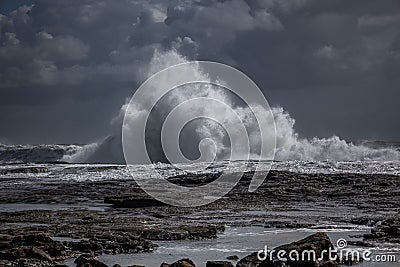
[
  {"xmin": 1, "ymin": 230, "xmax": 387, "ymax": 267},
  {"xmin": 0, "ymin": 169, "xmax": 399, "ymax": 266}
]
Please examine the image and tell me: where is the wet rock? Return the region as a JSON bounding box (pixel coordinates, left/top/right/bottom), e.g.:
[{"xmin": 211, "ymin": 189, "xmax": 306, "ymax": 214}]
[
  {"xmin": 112, "ymin": 264, "xmax": 122, "ymax": 267},
  {"xmin": 141, "ymin": 226, "xmax": 220, "ymax": 241},
  {"xmin": 206, "ymin": 261, "xmax": 234, "ymax": 267},
  {"xmin": 226, "ymin": 255, "xmax": 239, "ymax": 261},
  {"xmin": 66, "ymin": 233, "xmax": 156, "ymax": 255},
  {"xmin": 68, "ymin": 240, "xmax": 104, "ymax": 254},
  {"xmin": 168, "ymin": 173, "xmax": 221, "ymax": 186},
  {"xmin": 350, "ymin": 217, "xmax": 381, "ymax": 227},
  {"xmin": 160, "ymin": 263, "xmax": 170, "ymax": 267},
  {"xmin": 1, "ymin": 258, "xmax": 55, "ymax": 267},
  {"xmin": 12, "ymin": 233, "xmax": 54, "ymax": 245},
  {"xmin": 183, "ymin": 226, "xmax": 219, "ymax": 240},
  {"xmin": 0, "ymin": 247, "xmax": 25, "ymax": 261},
  {"xmin": 169, "ymin": 258, "xmax": 196, "ymax": 267},
  {"xmin": 74, "ymin": 254, "xmax": 92, "ymax": 265},
  {"xmin": 104, "ymin": 196, "xmax": 166, "ymax": 208},
  {"xmin": 1, "ymin": 170, "xmax": 399, "ymax": 267},
  {"xmin": 364, "ymin": 216, "xmax": 400, "ymax": 244},
  {"xmin": 237, "ymin": 232, "xmax": 338, "ymax": 267},
  {"xmin": 27, "ymin": 247, "xmax": 52, "ymax": 262},
  {"xmin": 141, "ymin": 229, "xmax": 187, "ymax": 240},
  {"xmin": 74, "ymin": 254, "xmax": 108, "ymax": 267},
  {"xmin": 0, "ymin": 232, "xmax": 67, "ymax": 263}
]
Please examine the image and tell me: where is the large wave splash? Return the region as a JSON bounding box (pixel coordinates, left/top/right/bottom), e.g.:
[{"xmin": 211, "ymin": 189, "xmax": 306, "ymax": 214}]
[
  {"xmin": 63, "ymin": 49, "xmax": 400, "ymax": 164},
  {"xmin": 0, "ymin": 144, "xmax": 80, "ymax": 163}
]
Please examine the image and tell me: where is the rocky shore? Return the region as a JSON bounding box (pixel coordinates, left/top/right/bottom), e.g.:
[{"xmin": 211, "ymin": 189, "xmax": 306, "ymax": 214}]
[
  {"xmin": 0, "ymin": 168, "xmax": 399, "ymax": 266},
  {"xmin": 0, "ymin": 232, "xmax": 337, "ymax": 266},
  {"xmin": 3, "ymin": 228, "xmax": 398, "ymax": 267}
]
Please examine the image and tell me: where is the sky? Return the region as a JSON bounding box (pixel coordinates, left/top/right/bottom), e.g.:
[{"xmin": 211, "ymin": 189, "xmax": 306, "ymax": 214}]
[
  {"xmin": 0, "ymin": 0, "xmax": 33, "ymax": 14},
  {"xmin": 0, "ymin": 0, "xmax": 399, "ymax": 144}
]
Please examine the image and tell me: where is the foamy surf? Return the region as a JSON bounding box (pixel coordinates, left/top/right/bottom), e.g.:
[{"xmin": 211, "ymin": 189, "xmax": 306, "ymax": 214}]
[{"xmin": 60, "ymin": 50, "xmax": 400, "ymax": 165}]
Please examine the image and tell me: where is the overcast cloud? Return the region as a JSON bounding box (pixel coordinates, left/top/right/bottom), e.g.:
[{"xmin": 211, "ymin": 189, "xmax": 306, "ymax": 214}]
[{"xmin": 0, "ymin": 0, "xmax": 399, "ymax": 144}]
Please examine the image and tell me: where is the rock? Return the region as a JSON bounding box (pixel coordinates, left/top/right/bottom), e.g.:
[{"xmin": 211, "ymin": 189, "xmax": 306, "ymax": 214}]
[
  {"xmin": 183, "ymin": 226, "xmax": 219, "ymax": 240},
  {"xmin": 235, "ymin": 251, "xmax": 265, "ymax": 267},
  {"xmin": 141, "ymin": 229, "xmax": 187, "ymax": 240},
  {"xmin": 69, "ymin": 241, "xmax": 104, "ymax": 254},
  {"xmin": 66, "ymin": 233, "xmax": 156, "ymax": 255},
  {"xmin": 168, "ymin": 173, "xmax": 221, "ymax": 186},
  {"xmin": 160, "ymin": 263, "xmax": 170, "ymax": 267},
  {"xmin": 112, "ymin": 265, "xmax": 122, "ymax": 267},
  {"xmin": 169, "ymin": 258, "xmax": 196, "ymax": 267},
  {"xmin": 104, "ymin": 196, "xmax": 166, "ymax": 208},
  {"xmin": 226, "ymin": 255, "xmax": 239, "ymax": 261},
  {"xmin": 27, "ymin": 247, "xmax": 53, "ymax": 262},
  {"xmin": 12, "ymin": 233, "xmax": 54, "ymax": 245},
  {"xmin": 141, "ymin": 226, "xmax": 219, "ymax": 241},
  {"xmin": 45, "ymin": 240, "xmax": 67, "ymax": 257},
  {"xmin": 237, "ymin": 232, "xmax": 338, "ymax": 267},
  {"xmin": 0, "ymin": 247, "xmax": 26, "ymax": 261},
  {"xmin": 0, "ymin": 233, "xmax": 66, "ymax": 263},
  {"xmin": 2, "ymin": 169, "xmax": 399, "ymax": 267},
  {"xmin": 74, "ymin": 254, "xmax": 108, "ymax": 267},
  {"xmin": 206, "ymin": 261, "xmax": 234, "ymax": 267},
  {"xmin": 74, "ymin": 254, "xmax": 92, "ymax": 265},
  {"xmin": 364, "ymin": 216, "xmax": 400, "ymax": 244}
]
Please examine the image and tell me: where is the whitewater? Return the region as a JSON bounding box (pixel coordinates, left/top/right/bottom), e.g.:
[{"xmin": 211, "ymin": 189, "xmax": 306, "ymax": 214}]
[
  {"xmin": 1, "ymin": 49, "xmax": 399, "ymax": 169},
  {"xmin": 64, "ymin": 50, "xmax": 400, "ymax": 165}
]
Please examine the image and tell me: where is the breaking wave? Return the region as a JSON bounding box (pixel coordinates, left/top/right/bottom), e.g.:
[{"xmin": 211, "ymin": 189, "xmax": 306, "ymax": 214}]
[
  {"xmin": 0, "ymin": 144, "xmax": 80, "ymax": 163},
  {"xmin": 2, "ymin": 50, "xmax": 399, "ymax": 164},
  {"xmin": 61, "ymin": 49, "xmax": 400, "ymax": 164}
]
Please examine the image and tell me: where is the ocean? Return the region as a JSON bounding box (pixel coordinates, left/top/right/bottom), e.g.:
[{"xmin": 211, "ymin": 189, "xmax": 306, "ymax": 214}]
[{"xmin": 0, "ymin": 141, "xmax": 399, "ymax": 266}]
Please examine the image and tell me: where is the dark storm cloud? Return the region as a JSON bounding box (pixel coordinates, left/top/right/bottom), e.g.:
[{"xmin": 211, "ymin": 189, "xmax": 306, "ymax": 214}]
[
  {"xmin": 0, "ymin": 0, "xmax": 399, "ymax": 143},
  {"xmin": 0, "ymin": 0, "xmax": 33, "ymax": 14}
]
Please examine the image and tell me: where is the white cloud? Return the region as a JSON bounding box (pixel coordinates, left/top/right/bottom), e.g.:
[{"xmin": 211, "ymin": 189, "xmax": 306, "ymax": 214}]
[
  {"xmin": 315, "ymin": 45, "xmax": 336, "ymax": 59},
  {"xmin": 3, "ymin": 32, "xmax": 20, "ymax": 45}
]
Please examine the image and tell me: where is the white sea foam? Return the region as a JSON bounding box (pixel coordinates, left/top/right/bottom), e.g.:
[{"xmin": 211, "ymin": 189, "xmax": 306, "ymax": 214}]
[{"xmin": 62, "ymin": 49, "xmax": 400, "ymax": 164}]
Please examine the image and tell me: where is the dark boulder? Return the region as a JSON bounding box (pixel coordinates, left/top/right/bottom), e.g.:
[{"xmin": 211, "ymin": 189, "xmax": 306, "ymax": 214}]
[
  {"xmin": 74, "ymin": 254, "xmax": 108, "ymax": 267},
  {"xmin": 0, "ymin": 233, "xmax": 67, "ymax": 262},
  {"xmin": 27, "ymin": 247, "xmax": 53, "ymax": 262},
  {"xmin": 364, "ymin": 216, "xmax": 400, "ymax": 244},
  {"xmin": 237, "ymin": 232, "xmax": 338, "ymax": 267},
  {"xmin": 169, "ymin": 258, "xmax": 196, "ymax": 267},
  {"xmin": 68, "ymin": 240, "xmax": 104, "ymax": 254}
]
